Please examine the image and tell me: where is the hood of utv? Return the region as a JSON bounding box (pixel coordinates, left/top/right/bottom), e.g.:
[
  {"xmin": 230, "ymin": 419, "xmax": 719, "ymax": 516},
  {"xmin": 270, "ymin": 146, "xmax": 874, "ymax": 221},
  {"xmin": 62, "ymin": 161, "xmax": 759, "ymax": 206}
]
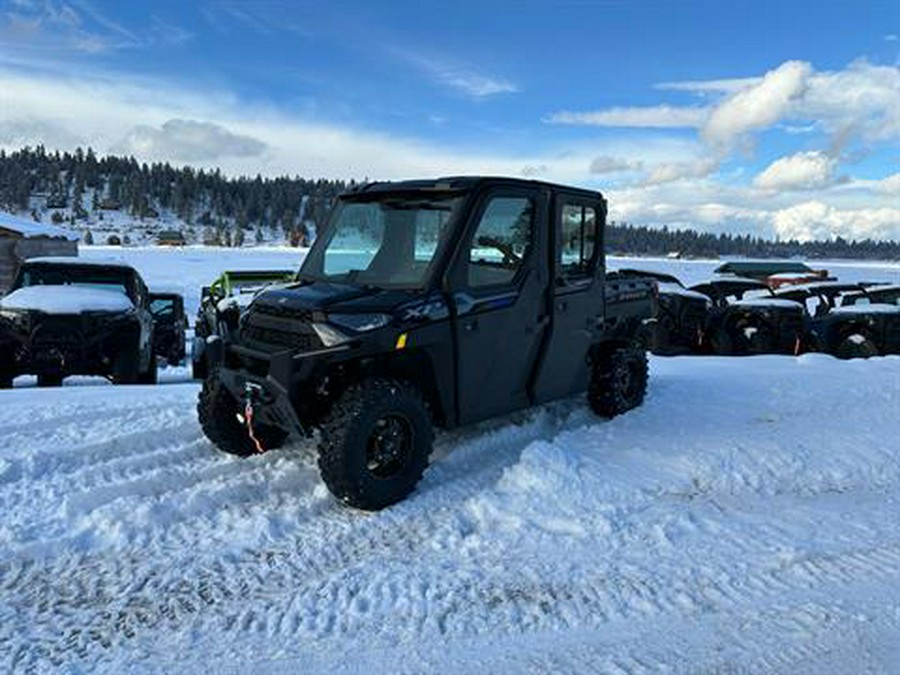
[{"xmin": 249, "ymin": 281, "xmax": 414, "ymax": 317}]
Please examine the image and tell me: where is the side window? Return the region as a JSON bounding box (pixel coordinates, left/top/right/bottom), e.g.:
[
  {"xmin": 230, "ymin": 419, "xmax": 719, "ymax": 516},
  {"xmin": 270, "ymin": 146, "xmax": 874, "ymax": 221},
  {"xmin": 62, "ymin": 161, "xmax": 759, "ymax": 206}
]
[
  {"xmin": 467, "ymin": 196, "xmax": 533, "ymax": 287},
  {"xmin": 560, "ymin": 203, "xmax": 597, "ymax": 278}
]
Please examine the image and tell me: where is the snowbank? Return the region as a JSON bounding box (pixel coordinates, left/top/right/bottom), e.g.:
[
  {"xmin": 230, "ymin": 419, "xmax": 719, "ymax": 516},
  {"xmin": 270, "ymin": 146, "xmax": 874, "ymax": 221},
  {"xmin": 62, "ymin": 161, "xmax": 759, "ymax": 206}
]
[
  {"xmin": 0, "ymin": 285, "xmax": 134, "ymax": 314},
  {"xmin": 2, "ymin": 354, "xmax": 900, "ymax": 673},
  {"xmin": 832, "ymin": 303, "xmax": 900, "ymax": 315}
]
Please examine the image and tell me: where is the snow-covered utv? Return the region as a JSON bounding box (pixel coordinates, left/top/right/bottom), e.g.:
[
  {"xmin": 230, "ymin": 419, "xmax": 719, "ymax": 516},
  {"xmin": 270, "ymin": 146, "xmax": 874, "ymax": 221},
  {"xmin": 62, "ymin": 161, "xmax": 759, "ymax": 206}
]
[
  {"xmin": 0, "ymin": 258, "xmax": 157, "ymax": 387},
  {"xmin": 713, "ymin": 260, "xmax": 831, "ymax": 287},
  {"xmin": 615, "ymin": 269, "xmax": 710, "ymax": 354},
  {"xmin": 149, "ymin": 292, "xmax": 187, "ymax": 366},
  {"xmin": 191, "ymin": 270, "xmax": 296, "ymax": 379},
  {"xmin": 198, "ymin": 176, "xmax": 656, "ymax": 510},
  {"xmin": 801, "ymin": 284, "xmax": 900, "ymax": 358},
  {"xmin": 691, "ymin": 277, "xmax": 806, "ymax": 355}
]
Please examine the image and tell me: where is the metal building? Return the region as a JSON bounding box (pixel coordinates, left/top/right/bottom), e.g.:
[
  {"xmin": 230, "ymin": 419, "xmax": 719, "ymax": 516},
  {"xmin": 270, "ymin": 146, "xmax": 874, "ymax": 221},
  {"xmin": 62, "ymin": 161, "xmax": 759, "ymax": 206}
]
[{"xmin": 0, "ymin": 213, "xmax": 78, "ymax": 294}]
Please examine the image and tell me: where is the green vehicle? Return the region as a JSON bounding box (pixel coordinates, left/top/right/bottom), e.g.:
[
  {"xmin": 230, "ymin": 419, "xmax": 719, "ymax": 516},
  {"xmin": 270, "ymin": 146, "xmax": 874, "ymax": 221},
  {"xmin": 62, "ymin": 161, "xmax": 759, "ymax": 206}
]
[{"xmin": 191, "ymin": 270, "xmax": 296, "ymax": 379}]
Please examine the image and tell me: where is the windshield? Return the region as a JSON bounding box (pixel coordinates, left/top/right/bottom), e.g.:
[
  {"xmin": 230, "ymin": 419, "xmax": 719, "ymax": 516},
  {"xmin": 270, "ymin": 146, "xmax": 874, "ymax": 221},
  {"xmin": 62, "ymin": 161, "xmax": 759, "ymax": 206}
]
[
  {"xmin": 300, "ymin": 193, "xmax": 463, "ymax": 289},
  {"xmin": 16, "ymin": 265, "xmax": 134, "ymax": 300},
  {"xmin": 150, "ymin": 297, "xmax": 174, "ymax": 317}
]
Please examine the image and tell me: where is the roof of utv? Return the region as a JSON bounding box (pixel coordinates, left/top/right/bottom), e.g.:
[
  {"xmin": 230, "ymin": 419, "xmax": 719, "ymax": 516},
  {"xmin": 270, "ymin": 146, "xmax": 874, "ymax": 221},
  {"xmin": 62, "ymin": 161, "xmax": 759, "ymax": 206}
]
[
  {"xmin": 344, "ymin": 176, "xmax": 604, "ymax": 201},
  {"xmin": 24, "ymin": 256, "xmax": 136, "ymax": 271}
]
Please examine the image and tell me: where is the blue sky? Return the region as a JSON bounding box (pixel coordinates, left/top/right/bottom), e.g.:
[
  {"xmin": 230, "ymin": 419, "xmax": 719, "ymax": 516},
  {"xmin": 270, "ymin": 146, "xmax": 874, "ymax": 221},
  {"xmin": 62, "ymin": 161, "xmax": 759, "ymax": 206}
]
[{"xmin": 0, "ymin": 0, "xmax": 899, "ymax": 240}]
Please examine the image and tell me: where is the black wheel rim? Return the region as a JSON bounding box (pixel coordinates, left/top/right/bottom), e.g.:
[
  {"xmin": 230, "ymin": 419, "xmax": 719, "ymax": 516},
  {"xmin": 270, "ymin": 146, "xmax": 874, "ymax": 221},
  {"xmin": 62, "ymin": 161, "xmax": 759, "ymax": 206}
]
[
  {"xmin": 617, "ymin": 358, "xmax": 641, "ymax": 402},
  {"xmin": 366, "ymin": 414, "xmax": 413, "ymax": 479}
]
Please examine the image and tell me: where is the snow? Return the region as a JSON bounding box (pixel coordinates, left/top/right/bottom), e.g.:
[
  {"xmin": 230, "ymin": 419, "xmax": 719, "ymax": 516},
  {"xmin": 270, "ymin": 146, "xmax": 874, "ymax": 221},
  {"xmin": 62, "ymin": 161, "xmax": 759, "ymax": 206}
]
[
  {"xmin": 831, "ymin": 303, "xmax": 900, "ymax": 315},
  {"xmin": 1, "ymin": 249, "xmax": 900, "ymax": 673},
  {"xmin": 0, "ymin": 285, "xmax": 134, "ymax": 314},
  {"xmin": 27, "ymin": 255, "xmax": 131, "ymax": 268},
  {"xmin": 0, "ymin": 211, "xmax": 78, "ymax": 240},
  {"xmin": 656, "ymin": 281, "xmax": 711, "ymax": 303},
  {"xmin": 769, "ymin": 272, "xmax": 819, "ymax": 281},
  {"xmin": 731, "ymin": 297, "xmax": 804, "ymax": 309}
]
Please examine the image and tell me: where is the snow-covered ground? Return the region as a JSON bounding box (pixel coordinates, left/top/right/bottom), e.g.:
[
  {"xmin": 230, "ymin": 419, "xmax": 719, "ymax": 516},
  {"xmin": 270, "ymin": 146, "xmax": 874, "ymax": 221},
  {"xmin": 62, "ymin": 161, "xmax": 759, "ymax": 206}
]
[{"xmin": 2, "ymin": 250, "xmax": 900, "ymax": 673}]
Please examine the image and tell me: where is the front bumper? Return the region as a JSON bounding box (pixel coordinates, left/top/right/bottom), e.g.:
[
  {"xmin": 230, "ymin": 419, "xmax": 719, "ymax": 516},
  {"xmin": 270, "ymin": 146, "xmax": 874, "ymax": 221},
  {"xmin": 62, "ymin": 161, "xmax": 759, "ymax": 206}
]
[
  {"xmin": 207, "ymin": 337, "xmax": 351, "ymax": 435},
  {"xmin": 0, "ymin": 318, "xmax": 136, "ymax": 376}
]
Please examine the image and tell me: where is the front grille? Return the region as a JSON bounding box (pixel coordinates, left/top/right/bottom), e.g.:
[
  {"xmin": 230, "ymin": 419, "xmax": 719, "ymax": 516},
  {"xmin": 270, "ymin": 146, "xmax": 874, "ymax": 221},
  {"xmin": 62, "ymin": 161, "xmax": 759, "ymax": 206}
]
[
  {"xmin": 252, "ymin": 303, "xmax": 313, "ymax": 322},
  {"xmin": 32, "ymin": 319, "xmax": 84, "ymax": 346},
  {"xmin": 240, "ymin": 324, "xmax": 322, "ymax": 352}
]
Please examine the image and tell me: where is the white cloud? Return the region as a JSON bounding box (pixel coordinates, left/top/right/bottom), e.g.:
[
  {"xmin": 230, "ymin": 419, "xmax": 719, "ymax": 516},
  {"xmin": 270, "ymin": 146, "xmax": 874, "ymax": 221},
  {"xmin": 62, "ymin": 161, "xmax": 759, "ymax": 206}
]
[
  {"xmin": 113, "ymin": 119, "xmax": 266, "ymax": 162},
  {"xmin": 397, "ymin": 52, "xmax": 518, "ymax": 99},
  {"xmin": 546, "ymin": 105, "xmax": 707, "ymax": 128},
  {"xmin": 871, "ymin": 173, "xmax": 900, "ymax": 194},
  {"xmin": 589, "ymin": 155, "xmax": 642, "ymax": 174},
  {"xmin": 655, "ymin": 77, "xmax": 761, "ymax": 94},
  {"xmin": 772, "ymin": 201, "xmax": 900, "ymax": 242},
  {"xmin": 754, "ymin": 151, "xmax": 839, "ymax": 191},
  {"xmin": 701, "ymin": 60, "xmax": 812, "ymax": 150},
  {"xmin": 642, "ymin": 156, "xmax": 720, "ymax": 186},
  {"xmin": 798, "ymin": 60, "xmax": 900, "ymax": 145}
]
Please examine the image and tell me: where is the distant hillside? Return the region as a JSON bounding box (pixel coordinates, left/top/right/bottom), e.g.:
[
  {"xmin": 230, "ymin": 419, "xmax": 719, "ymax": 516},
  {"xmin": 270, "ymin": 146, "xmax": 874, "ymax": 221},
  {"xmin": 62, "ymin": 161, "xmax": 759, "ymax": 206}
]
[
  {"xmin": 0, "ymin": 146, "xmax": 350, "ymax": 246},
  {"xmin": 1, "ymin": 145, "xmax": 898, "ymax": 259}
]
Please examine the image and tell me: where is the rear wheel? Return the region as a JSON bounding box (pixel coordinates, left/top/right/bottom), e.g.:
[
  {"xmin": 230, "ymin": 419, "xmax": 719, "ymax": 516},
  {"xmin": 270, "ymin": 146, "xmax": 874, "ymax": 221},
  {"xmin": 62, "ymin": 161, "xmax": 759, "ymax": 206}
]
[
  {"xmin": 836, "ymin": 333, "xmax": 878, "ymax": 360},
  {"xmin": 0, "ymin": 354, "xmax": 13, "ymax": 389},
  {"xmin": 198, "ymin": 369, "xmax": 288, "ymax": 457},
  {"xmin": 37, "ymin": 374, "xmax": 63, "ymax": 387},
  {"xmin": 588, "ymin": 344, "xmax": 648, "ymax": 418},
  {"xmin": 191, "ymin": 356, "xmax": 208, "ymax": 381},
  {"xmin": 113, "ymin": 348, "xmax": 141, "ymax": 384},
  {"xmin": 138, "ymin": 359, "xmax": 158, "ymax": 384},
  {"xmin": 318, "ymin": 378, "xmax": 433, "ymax": 511}
]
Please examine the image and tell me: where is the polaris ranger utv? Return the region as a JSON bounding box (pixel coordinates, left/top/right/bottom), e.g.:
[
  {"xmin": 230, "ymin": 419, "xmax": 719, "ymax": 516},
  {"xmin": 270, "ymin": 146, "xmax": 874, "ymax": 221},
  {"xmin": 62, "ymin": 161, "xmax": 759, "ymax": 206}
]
[
  {"xmin": 0, "ymin": 258, "xmax": 157, "ymax": 387},
  {"xmin": 198, "ymin": 177, "xmax": 656, "ymax": 509}
]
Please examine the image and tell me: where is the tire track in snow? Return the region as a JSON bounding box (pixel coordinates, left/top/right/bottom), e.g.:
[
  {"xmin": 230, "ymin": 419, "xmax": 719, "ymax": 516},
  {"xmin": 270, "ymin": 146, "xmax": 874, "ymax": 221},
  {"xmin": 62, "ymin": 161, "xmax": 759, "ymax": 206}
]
[{"xmin": 3, "ymin": 357, "xmax": 900, "ymax": 671}]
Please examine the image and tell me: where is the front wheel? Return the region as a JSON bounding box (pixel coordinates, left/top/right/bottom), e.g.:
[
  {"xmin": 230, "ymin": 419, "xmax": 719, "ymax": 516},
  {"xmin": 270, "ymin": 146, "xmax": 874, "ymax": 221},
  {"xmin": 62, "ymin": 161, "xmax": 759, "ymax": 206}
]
[
  {"xmin": 588, "ymin": 344, "xmax": 649, "ymax": 418},
  {"xmin": 318, "ymin": 379, "xmax": 433, "ymax": 511},
  {"xmin": 197, "ymin": 369, "xmax": 288, "ymax": 456},
  {"xmin": 835, "ymin": 334, "xmax": 878, "ymax": 360}
]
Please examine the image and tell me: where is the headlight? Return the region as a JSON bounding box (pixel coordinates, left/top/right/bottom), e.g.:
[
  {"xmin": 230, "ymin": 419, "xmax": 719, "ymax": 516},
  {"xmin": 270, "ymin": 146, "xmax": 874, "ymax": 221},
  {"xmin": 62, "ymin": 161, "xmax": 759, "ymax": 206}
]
[
  {"xmin": 312, "ymin": 322, "xmax": 351, "ymax": 347},
  {"xmin": 327, "ymin": 313, "xmax": 392, "ymax": 332},
  {"xmin": 0, "ymin": 308, "xmax": 26, "ymax": 326}
]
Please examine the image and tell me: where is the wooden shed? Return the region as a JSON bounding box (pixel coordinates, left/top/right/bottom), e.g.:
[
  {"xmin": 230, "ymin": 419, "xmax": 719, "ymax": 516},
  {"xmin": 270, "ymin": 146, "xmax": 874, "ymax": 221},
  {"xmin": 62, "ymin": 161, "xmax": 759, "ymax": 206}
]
[{"xmin": 0, "ymin": 213, "xmax": 78, "ymax": 294}]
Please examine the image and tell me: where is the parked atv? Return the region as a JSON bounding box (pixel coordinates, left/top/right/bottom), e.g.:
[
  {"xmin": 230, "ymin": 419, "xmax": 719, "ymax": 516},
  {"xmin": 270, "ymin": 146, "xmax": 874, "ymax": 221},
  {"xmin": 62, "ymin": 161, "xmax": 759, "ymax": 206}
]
[
  {"xmin": 800, "ymin": 284, "xmax": 900, "ymax": 358},
  {"xmin": 150, "ymin": 292, "xmax": 187, "ymax": 366},
  {"xmin": 198, "ymin": 177, "xmax": 656, "ymax": 510},
  {"xmin": 692, "ymin": 277, "xmax": 804, "ymax": 355},
  {"xmin": 0, "ymin": 258, "xmax": 157, "ymax": 387},
  {"xmin": 192, "ymin": 270, "xmax": 296, "ymax": 379},
  {"xmin": 615, "ymin": 269, "xmax": 710, "ymax": 355}
]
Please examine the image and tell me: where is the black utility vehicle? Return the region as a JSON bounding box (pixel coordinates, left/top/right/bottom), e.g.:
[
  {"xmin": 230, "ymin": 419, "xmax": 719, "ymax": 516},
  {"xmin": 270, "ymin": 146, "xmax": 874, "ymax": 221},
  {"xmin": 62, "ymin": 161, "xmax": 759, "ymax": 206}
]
[
  {"xmin": 149, "ymin": 292, "xmax": 187, "ymax": 366},
  {"xmin": 192, "ymin": 270, "xmax": 296, "ymax": 379},
  {"xmin": 803, "ymin": 284, "xmax": 900, "ymax": 358},
  {"xmin": 0, "ymin": 258, "xmax": 156, "ymax": 387},
  {"xmin": 693, "ymin": 278, "xmax": 805, "ymax": 355},
  {"xmin": 198, "ymin": 177, "xmax": 656, "ymax": 509},
  {"xmin": 616, "ymin": 269, "xmax": 710, "ymax": 355}
]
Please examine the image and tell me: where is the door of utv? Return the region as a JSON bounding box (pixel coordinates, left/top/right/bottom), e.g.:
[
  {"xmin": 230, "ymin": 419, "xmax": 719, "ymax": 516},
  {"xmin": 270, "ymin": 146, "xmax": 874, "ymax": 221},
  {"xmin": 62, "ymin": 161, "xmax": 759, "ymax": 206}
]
[
  {"xmin": 533, "ymin": 194, "xmax": 605, "ymax": 403},
  {"xmin": 449, "ymin": 187, "xmax": 550, "ymax": 425}
]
